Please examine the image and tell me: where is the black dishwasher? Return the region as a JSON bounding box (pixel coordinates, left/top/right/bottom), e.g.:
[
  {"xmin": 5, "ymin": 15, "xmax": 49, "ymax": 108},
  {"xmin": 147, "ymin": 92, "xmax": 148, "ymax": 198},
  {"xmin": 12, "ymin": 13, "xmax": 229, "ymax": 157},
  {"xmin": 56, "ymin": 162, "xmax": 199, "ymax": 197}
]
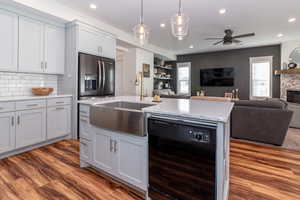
[{"xmin": 148, "ymin": 116, "xmax": 217, "ymax": 200}]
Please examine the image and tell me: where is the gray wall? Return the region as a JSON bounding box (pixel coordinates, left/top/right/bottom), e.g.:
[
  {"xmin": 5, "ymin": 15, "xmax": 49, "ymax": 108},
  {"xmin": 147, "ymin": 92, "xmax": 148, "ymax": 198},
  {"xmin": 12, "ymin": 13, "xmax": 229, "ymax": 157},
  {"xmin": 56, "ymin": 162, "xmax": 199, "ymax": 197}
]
[{"xmin": 177, "ymin": 45, "xmax": 281, "ymax": 100}]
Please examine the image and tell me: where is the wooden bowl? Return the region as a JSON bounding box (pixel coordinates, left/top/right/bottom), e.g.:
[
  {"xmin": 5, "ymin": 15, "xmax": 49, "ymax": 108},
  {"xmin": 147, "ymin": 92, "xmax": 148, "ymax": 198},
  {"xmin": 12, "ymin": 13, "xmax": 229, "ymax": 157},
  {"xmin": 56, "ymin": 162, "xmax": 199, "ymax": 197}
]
[{"xmin": 32, "ymin": 88, "xmax": 54, "ymax": 96}]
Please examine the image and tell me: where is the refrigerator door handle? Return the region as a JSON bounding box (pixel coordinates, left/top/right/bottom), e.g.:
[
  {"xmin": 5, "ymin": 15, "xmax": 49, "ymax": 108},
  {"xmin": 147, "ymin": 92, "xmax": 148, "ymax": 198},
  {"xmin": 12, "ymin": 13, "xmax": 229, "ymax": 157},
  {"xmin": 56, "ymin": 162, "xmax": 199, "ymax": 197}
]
[
  {"xmin": 102, "ymin": 61, "xmax": 106, "ymax": 90},
  {"xmin": 98, "ymin": 60, "xmax": 102, "ymax": 91}
]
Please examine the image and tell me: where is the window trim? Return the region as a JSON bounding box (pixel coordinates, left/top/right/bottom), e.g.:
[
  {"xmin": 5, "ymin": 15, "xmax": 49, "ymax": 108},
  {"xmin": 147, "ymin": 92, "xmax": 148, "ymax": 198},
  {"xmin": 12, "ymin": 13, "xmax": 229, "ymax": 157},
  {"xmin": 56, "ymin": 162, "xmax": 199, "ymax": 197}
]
[
  {"xmin": 177, "ymin": 62, "xmax": 191, "ymax": 95},
  {"xmin": 249, "ymin": 56, "xmax": 273, "ymax": 99}
]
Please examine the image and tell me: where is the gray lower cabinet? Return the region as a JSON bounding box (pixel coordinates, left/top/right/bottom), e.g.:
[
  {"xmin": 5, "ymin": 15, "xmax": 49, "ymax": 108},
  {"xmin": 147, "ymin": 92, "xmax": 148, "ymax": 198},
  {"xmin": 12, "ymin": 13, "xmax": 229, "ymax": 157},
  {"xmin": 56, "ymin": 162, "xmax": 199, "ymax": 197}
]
[
  {"xmin": 0, "ymin": 112, "xmax": 15, "ymax": 154},
  {"xmin": 81, "ymin": 123, "xmax": 148, "ymax": 191},
  {"xmin": 16, "ymin": 109, "xmax": 46, "ymax": 148},
  {"xmin": 288, "ymin": 103, "xmax": 300, "ymax": 128},
  {"xmin": 47, "ymin": 105, "xmax": 71, "ymax": 140}
]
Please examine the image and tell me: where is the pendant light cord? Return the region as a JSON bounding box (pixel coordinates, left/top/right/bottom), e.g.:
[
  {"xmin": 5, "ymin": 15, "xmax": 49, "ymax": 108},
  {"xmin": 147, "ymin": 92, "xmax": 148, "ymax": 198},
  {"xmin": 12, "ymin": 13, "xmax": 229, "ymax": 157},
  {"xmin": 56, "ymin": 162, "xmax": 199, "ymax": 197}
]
[
  {"xmin": 140, "ymin": 0, "xmax": 144, "ymax": 24},
  {"xmin": 178, "ymin": 0, "xmax": 182, "ymax": 14}
]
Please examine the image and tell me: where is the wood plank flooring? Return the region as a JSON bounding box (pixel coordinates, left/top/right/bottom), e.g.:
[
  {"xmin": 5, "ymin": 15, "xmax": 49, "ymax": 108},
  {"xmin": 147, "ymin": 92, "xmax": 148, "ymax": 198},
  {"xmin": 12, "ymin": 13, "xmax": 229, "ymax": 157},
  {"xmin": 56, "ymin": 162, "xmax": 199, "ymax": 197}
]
[{"xmin": 0, "ymin": 140, "xmax": 299, "ymax": 200}]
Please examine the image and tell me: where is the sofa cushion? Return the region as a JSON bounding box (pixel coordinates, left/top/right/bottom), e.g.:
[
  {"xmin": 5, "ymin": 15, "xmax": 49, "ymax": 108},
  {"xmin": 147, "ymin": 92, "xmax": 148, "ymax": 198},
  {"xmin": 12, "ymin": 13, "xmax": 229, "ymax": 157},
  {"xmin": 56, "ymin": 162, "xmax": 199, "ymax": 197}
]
[{"xmin": 234, "ymin": 100, "xmax": 286, "ymax": 109}]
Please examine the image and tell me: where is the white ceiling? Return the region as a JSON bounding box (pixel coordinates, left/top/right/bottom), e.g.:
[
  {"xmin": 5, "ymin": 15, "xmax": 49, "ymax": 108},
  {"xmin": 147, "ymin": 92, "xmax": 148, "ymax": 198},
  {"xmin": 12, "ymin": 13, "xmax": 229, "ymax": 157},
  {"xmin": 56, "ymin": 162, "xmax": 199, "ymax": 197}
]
[{"xmin": 58, "ymin": 0, "xmax": 300, "ymax": 55}]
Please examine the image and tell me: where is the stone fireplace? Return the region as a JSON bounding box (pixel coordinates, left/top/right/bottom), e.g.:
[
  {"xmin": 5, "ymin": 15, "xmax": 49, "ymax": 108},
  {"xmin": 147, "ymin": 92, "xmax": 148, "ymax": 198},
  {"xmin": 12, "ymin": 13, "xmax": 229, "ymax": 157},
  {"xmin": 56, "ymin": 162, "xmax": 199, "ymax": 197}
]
[{"xmin": 281, "ymin": 74, "xmax": 300, "ymax": 100}]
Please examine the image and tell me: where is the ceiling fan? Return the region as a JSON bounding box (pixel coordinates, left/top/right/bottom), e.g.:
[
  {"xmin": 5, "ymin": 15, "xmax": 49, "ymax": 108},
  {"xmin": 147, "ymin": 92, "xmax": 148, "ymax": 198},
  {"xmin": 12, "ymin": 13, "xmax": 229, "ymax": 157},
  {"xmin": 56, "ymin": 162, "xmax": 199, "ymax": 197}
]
[{"xmin": 205, "ymin": 29, "xmax": 255, "ymax": 45}]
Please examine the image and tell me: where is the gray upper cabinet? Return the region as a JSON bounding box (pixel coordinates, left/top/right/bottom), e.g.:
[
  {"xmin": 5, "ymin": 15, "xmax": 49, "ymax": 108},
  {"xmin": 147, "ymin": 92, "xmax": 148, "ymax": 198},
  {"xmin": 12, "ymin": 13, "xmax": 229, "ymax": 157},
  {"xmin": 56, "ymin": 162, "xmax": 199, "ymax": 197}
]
[
  {"xmin": 0, "ymin": 9, "xmax": 18, "ymax": 72},
  {"xmin": 78, "ymin": 25, "xmax": 116, "ymax": 59},
  {"xmin": 19, "ymin": 16, "xmax": 44, "ymax": 73}
]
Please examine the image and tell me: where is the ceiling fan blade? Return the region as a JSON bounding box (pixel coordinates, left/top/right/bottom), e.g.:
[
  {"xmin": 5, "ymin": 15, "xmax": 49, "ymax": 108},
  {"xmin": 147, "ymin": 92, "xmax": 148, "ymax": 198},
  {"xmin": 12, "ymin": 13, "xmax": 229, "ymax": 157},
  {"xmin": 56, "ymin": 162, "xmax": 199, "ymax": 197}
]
[
  {"xmin": 213, "ymin": 40, "xmax": 224, "ymax": 45},
  {"xmin": 205, "ymin": 38, "xmax": 223, "ymax": 40},
  {"xmin": 232, "ymin": 39, "xmax": 242, "ymax": 43},
  {"xmin": 233, "ymin": 33, "xmax": 255, "ymax": 38}
]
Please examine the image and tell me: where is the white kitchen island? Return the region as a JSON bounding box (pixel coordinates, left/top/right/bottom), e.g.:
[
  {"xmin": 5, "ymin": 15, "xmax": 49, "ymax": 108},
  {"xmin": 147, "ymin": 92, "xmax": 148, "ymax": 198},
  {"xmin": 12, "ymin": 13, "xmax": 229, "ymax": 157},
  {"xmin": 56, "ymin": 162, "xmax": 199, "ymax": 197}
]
[{"xmin": 78, "ymin": 96, "xmax": 234, "ymax": 200}]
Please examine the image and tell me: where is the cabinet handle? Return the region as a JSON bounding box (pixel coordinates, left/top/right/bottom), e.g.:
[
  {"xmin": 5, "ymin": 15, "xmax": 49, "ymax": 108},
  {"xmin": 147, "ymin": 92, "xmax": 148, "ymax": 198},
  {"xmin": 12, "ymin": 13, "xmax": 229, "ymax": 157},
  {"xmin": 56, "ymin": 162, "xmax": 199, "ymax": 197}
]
[
  {"xmin": 45, "ymin": 62, "xmax": 47, "ymax": 70},
  {"xmin": 0, "ymin": 107, "xmax": 3, "ymax": 110},
  {"xmin": 41, "ymin": 62, "xmax": 44, "ymax": 70},
  {"xmin": 56, "ymin": 102, "xmax": 65, "ymax": 104},
  {"xmin": 11, "ymin": 116, "xmax": 14, "ymax": 126},
  {"xmin": 17, "ymin": 116, "xmax": 20, "ymax": 125},
  {"xmin": 98, "ymin": 46, "xmax": 102, "ymax": 55},
  {"xmin": 110, "ymin": 139, "xmax": 114, "ymax": 152},
  {"xmin": 114, "ymin": 140, "xmax": 117, "ymax": 153}
]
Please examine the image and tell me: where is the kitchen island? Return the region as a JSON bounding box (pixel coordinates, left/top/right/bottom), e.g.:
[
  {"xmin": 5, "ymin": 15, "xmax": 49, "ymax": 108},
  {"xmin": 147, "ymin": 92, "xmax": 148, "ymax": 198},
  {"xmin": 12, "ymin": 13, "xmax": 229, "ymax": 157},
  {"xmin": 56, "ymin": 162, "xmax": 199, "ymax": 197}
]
[{"xmin": 78, "ymin": 96, "xmax": 233, "ymax": 200}]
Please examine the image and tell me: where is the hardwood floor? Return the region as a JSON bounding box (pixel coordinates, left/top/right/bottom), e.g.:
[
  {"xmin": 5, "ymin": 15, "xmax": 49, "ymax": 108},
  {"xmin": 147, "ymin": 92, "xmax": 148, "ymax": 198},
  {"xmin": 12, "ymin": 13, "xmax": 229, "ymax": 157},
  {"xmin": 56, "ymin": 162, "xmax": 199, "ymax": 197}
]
[{"xmin": 0, "ymin": 140, "xmax": 299, "ymax": 200}]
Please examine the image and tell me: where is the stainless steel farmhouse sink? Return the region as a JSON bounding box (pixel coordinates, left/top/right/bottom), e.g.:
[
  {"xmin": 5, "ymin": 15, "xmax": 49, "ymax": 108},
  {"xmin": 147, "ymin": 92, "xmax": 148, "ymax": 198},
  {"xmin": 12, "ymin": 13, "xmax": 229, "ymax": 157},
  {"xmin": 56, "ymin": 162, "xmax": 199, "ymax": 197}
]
[{"xmin": 90, "ymin": 101, "xmax": 154, "ymax": 136}]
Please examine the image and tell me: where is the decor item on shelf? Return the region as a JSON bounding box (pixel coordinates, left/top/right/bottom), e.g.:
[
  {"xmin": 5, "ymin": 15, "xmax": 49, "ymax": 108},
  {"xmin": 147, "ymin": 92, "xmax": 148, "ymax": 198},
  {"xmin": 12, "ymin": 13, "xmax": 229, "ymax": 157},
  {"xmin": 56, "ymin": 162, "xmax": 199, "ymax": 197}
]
[
  {"xmin": 133, "ymin": 0, "xmax": 150, "ymax": 45},
  {"xmin": 32, "ymin": 88, "xmax": 53, "ymax": 96},
  {"xmin": 225, "ymin": 92, "xmax": 233, "ymax": 99},
  {"xmin": 171, "ymin": 0, "xmax": 190, "ymax": 40},
  {"xmin": 289, "ymin": 46, "xmax": 300, "ymax": 64},
  {"xmin": 288, "ymin": 62, "xmax": 297, "ymax": 69},
  {"xmin": 193, "ymin": 87, "xmax": 205, "ymax": 96},
  {"xmin": 153, "ymin": 95, "xmax": 161, "ymax": 103},
  {"xmin": 143, "ymin": 63, "xmax": 150, "ymax": 77}
]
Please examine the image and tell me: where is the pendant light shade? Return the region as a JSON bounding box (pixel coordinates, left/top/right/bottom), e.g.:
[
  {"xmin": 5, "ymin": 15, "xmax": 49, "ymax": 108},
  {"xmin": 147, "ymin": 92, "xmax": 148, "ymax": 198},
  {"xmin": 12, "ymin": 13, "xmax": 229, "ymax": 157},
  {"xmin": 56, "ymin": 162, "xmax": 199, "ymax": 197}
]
[
  {"xmin": 171, "ymin": 0, "xmax": 190, "ymax": 40},
  {"xmin": 133, "ymin": 0, "xmax": 150, "ymax": 45}
]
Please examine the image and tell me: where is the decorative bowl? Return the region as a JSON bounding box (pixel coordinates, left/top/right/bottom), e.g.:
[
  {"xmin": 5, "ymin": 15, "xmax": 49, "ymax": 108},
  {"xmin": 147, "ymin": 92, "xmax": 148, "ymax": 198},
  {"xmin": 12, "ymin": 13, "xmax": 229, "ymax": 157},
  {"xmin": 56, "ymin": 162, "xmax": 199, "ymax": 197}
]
[{"xmin": 32, "ymin": 88, "xmax": 54, "ymax": 96}]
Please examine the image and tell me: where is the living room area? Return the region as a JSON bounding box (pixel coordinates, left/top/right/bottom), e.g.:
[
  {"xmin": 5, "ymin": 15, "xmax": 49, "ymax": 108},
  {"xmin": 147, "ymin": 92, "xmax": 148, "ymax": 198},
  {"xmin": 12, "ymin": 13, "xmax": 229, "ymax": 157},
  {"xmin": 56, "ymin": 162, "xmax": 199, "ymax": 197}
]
[{"xmin": 155, "ymin": 41, "xmax": 300, "ymax": 151}]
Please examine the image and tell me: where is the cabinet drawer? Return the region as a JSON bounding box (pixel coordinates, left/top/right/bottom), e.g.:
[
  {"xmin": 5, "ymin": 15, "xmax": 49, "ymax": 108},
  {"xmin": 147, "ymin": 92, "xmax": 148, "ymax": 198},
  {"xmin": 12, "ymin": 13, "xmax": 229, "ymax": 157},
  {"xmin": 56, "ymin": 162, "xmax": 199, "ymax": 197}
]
[
  {"xmin": 47, "ymin": 97, "xmax": 71, "ymax": 107},
  {"xmin": 80, "ymin": 138, "xmax": 92, "ymax": 162},
  {"xmin": 16, "ymin": 100, "xmax": 46, "ymax": 111},
  {"xmin": 79, "ymin": 117, "xmax": 91, "ymax": 140},
  {"xmin": 0, "ymin": 102, "xmax": 15, "ymax": 113},
  {"xmin": 79, "ymin": 104, "xmax": 90, "ymax": 117}
]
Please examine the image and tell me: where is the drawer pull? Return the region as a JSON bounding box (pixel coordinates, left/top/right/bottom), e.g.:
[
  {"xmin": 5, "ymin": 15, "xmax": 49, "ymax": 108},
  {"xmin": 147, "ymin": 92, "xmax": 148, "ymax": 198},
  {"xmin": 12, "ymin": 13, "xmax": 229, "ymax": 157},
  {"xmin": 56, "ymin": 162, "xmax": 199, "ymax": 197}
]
[
  {"xmin": 17, "ymin": 116, "xmax": 20, "ymax": 125},
  {"xmin": 27, "ymin": 104, "xmax": 39, "ymax": 107},
  {"xmin": 11, "ymin": 116, "xmax": 14, "ymax": 126},
  {"xmin": 56, "ymin": 102, "xmax": 65, "ymax": 104},
  {"xmin": 80, "ymin": 111, "xmax": 88, "ymax": 114}
]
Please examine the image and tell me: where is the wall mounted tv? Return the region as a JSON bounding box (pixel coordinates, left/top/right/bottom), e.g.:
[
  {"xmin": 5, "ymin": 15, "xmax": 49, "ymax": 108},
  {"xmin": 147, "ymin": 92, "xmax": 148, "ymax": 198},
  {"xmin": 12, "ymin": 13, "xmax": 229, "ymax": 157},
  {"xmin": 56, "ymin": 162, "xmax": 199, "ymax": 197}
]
[{"xmin": 200, "ymin": 68, "xmax": 234, "ymax": 87}]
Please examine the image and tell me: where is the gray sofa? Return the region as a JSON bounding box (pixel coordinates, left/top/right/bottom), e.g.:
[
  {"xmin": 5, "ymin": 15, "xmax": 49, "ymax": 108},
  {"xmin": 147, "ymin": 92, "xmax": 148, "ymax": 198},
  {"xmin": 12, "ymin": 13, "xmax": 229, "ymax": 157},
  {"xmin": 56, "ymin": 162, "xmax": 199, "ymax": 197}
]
[{"xmin": 231, "ymin": 100, "xmax": 293, "ymax": 146}]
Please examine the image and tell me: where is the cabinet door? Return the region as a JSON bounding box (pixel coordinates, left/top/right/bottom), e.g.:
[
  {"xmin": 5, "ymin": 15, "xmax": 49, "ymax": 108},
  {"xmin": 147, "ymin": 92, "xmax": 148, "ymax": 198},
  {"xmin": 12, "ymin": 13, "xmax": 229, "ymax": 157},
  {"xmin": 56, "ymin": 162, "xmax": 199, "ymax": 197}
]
[
  {"xmin": 44, "ymin": 25, "xmax": 65, "ymax": 74},
  {"xmin": 79, "ymin": 27, "xmax": 102, "ymax": 56},
  {"xmin": 0, "ymin": 10, "xmax": 18, "ymax": 71},
  {"xmin": 102, "ymin": 36, "xmax": 116, "ymax": 59},
  {"xmin": 16, "ymin": 109, "xmax": 46, "ymax": 148},
  {"xmin": 115, "ymin": 136, "xmax": 147, "ymax": 190},
  {"xmin": 47, "ymin": 105, "xmax": 71, "ymax": 140},
  {"xmin": 19, "ymin": 16, "xmax": 44, "ymax": 73},
  {"xmin": 0, "ymin": 112, "xmax": 15, "ymax": 154},
  {"xmin": 92, "ymin": 128, "xmax": 114, "ymax": 173}
]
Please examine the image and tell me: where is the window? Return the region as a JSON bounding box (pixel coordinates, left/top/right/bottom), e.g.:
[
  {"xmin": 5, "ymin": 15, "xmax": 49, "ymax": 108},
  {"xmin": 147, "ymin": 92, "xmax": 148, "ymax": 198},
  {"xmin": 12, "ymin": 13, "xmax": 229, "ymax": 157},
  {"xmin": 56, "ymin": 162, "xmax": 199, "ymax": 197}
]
[
  {"xmin": 177, "ymin": 62, "xmax": 191, "ymax": 95},
  {"xmin": 250, "ymin": 56, "xmax": 273, "ymax": 99}
]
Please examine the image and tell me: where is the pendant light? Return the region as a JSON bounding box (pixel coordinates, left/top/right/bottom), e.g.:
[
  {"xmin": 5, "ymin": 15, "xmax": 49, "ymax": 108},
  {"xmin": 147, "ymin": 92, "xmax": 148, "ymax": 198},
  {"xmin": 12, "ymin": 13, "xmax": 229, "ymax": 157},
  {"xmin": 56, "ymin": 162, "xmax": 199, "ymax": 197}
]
[
  {"xmin": 133, "ymin": 0, "xmax": 150, "ymax": 45},
  {"xmin": 171, "ymin": 0, "xmax": 190, "ymax": 40}
]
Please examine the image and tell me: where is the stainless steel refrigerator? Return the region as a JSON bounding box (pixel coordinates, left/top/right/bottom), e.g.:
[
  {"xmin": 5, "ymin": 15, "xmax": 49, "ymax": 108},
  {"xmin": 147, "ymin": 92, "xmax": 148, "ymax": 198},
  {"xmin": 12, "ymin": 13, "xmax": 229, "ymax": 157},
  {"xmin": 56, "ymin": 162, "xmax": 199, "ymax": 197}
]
[{"xmin": 78, "ymin": 53, "xmax": 115, "ymax": 99}]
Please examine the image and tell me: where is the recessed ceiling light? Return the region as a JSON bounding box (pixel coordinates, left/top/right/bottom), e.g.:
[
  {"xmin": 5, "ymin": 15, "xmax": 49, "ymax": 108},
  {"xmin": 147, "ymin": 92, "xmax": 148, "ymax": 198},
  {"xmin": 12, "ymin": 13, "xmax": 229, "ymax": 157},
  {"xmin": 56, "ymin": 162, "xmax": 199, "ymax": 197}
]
[
  {"xmin": 90, "ymin": 4, "xmax": 97, "ymax": 9},
  {"xmin": 189, "ymin": 45, "xmax": 194, "ymax": 49},
  {"xmin": 219, "ymin": 8, "xmax": 226, "ymax": 14},
  {"xmin": 160, "ymin": 23, "xmax": 166, "ymax": 28},
  {"xmin": 277, "ymin": 33, "xmax": 283, "ymax": 38},
  {"xmin": 288, "ymin": 17, "xmax": 296, "ymax": 23}
]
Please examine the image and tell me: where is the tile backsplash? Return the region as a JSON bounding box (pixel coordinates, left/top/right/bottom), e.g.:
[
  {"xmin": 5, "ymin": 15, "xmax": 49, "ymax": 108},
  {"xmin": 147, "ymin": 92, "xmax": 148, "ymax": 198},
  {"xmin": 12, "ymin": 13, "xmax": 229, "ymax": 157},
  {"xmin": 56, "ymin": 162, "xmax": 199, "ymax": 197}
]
[{"xmin": 0, "ymin": 72, "xmax": 58, "ymax": 97}]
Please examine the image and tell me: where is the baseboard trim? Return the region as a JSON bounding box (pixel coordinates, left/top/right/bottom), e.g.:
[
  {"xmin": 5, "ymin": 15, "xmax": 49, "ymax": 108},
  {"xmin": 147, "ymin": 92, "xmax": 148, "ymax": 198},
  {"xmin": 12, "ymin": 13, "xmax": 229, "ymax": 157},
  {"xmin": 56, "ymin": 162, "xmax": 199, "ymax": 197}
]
[{"xmin": 0, "ymin": 134, "xmax": 71, "ymax": 160}]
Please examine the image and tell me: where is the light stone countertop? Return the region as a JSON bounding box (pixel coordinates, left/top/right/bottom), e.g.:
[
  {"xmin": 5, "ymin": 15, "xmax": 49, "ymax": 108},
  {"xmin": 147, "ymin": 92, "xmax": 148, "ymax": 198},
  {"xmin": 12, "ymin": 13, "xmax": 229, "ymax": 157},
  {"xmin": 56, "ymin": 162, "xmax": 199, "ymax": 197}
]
[
  {"xmin": 78, "ymin": 96, "xmax": 234, "ymax": 123},
  {"xmin": 0, "ymin": 94, "xmax": 73, "ymax": 102}
]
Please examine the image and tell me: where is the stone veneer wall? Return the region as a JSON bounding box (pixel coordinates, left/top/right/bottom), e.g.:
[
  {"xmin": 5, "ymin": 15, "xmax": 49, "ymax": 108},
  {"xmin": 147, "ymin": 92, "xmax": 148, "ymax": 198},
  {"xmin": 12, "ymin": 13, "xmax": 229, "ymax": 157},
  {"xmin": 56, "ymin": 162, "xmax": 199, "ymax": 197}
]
[{"xmin": 281, "ymin": 74, "xmax": 300, "ymax": 100}]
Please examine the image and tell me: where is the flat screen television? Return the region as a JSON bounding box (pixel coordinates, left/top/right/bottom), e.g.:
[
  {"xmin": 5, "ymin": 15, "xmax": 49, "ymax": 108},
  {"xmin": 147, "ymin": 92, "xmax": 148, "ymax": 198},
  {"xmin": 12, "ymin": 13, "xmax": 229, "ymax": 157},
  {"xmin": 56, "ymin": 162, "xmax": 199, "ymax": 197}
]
[{"xmin": 200, "ymin": 68, "xmax": 234, "ymax": 87}]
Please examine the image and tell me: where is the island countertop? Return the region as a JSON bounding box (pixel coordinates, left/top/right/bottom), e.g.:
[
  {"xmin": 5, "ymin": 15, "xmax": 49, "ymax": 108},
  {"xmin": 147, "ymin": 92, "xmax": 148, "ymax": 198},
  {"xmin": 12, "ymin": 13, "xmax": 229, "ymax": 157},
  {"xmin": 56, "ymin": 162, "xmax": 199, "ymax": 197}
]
[{"xmin": 78, "ymin": 96, "xmax": 234, "ymax": 123}]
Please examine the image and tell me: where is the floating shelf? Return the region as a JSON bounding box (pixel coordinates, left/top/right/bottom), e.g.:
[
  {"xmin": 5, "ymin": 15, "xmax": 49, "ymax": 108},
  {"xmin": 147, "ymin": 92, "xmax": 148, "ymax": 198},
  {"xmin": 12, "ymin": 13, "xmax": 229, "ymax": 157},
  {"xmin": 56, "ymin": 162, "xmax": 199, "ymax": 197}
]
[
  {"xmin": 275, "ymin": 68, "xmax": 300, "ymax": 75},
  {"xmin": 154, "ymin": 65, "xmax": 173, "ymax": 70},
  {"xmin": 154, "ymin": 77, "xmax": 172, "ymax": 80}
]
